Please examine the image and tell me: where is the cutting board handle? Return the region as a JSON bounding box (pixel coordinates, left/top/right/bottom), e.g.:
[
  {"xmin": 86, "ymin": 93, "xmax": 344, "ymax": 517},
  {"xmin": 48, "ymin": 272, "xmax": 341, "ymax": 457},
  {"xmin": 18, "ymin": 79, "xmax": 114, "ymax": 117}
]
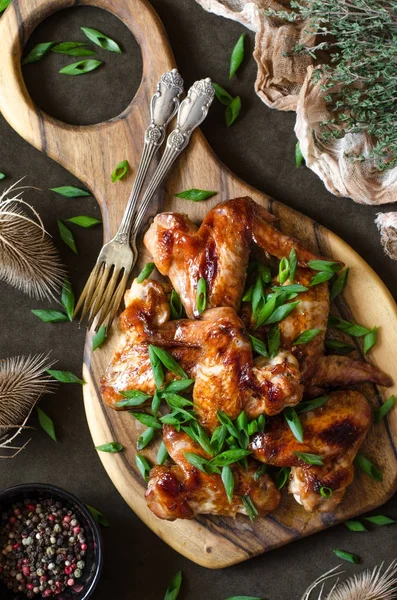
[{"xmin": 0, "ymin": 0, "xmax": 175, "ymax": 231}]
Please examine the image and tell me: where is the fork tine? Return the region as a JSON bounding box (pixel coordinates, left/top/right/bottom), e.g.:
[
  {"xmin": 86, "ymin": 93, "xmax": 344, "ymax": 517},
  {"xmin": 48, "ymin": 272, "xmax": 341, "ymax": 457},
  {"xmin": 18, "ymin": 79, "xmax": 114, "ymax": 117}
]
[
  {"xmin": 96, "ymin": 269, "xmax": 129, "ymax": 331},
  {"xmin": 89, "ymin": 267, "xmax": 122, "ymax": 330},
  {"xmin": 85, "ymin": 263, "xmax": 112, "ymax": 323},
  {"xmin": 74, "ymin": 262, "xmax": 102, "ymax": 319}
]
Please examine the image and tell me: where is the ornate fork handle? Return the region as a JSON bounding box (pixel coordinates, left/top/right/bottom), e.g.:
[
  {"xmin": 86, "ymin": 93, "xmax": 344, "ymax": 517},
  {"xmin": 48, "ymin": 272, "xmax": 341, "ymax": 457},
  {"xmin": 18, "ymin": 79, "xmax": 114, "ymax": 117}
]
[
  {"xmin": 131, "ymin": 78, "xmax": 215, "ymax": 240},
  {"xmin": 116, "ymin": 69, "xmax": 184, "ymax": 242}
]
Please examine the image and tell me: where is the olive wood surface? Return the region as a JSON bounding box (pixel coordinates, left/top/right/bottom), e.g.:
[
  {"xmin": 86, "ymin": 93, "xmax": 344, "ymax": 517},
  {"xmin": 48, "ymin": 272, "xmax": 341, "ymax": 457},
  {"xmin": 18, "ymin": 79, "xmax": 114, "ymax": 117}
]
[{"xmin": 0, "ymin": 0, "xmax": 396, "ymax": 569}]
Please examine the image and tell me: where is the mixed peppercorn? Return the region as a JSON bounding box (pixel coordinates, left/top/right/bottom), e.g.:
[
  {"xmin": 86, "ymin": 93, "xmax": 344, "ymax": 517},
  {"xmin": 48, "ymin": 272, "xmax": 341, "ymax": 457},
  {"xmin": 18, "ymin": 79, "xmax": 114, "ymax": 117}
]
[{"xmin": 0, "ymin": 497, "xmax": 87, "ymax": 598}]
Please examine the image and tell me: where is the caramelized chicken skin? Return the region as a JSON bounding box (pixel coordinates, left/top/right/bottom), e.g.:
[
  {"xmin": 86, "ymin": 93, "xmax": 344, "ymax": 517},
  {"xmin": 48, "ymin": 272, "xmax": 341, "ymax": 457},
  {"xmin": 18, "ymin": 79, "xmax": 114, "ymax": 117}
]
[
  {"xmin": 144, "ymin": 197, "xmax": 328, "ymax": 319},
  {"xmin": 250, "ymin": 390, "xmax": 372, "ymax": 511},
  {"xmin": 146, "ymin": 425, "xmax": 281, "ymax": 520}
]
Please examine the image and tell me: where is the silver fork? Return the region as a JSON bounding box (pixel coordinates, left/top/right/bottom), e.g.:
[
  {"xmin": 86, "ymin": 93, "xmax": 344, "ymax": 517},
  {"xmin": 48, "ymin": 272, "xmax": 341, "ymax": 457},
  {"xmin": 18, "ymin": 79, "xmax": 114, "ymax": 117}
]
[
  {"xmin": 74, "ymin": 69, "xmax": 184, "ymax": 328},
  {"xmin": 75, "ymin": 77, "xmax": 215, "ymax": 331}
]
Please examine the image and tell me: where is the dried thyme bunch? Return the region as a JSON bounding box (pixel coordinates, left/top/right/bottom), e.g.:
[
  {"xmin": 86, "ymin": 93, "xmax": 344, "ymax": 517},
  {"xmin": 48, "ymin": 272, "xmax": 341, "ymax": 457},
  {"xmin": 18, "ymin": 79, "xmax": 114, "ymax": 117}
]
[{"xmin": 266, "ymin": 0, "xmax": 397, "ymax": 170}]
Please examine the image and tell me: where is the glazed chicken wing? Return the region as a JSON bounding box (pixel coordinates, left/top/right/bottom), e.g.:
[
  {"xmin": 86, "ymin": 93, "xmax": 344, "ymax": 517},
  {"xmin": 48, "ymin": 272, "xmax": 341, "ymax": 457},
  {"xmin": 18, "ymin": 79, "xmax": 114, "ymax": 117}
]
[
  {"xmin": 250, "ymin": 390, "xmax": 372, "ymax": 511},
  {"xmin": 146, "ymin": 425, "xmax": 281, "ymax": 520},
  {"xmin": 144, "ymin": 197, "xmax": 327, "ymax": 319}
]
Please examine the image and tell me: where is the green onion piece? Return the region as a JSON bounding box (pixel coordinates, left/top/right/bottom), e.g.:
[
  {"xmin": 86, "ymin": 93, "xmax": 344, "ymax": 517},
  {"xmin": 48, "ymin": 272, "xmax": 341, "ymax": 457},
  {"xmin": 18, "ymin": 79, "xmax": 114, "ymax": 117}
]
[
  {"xmin": 295, "ymin": 141, "xmax": 304, "ymax": 167},
  {"xmin": 263, "ymin": 301, "xmax": 300, "ymax": 326},
  {"xmin": 52, "ymin": 42, "xmax": 95, "ymax": 57},
  {"xmin": 241, "ymin": 495, "xmax": 258, "ymax": 522},
  {"xmin": 229, "ymin": 33, "xmax": 245, "ymax": 79},
  {"xmin": 86, "ymin": 504, "xmax": 110, "ymax": 527},
  {"xmin": 258, "ymin": 263, "xmax": 271, "ymax": 284},
  {"xmin": 137, "ymin": 427, "xmax": 156, "ymax": 451},
  {"xmin": 164, "ymin": 379, "xmax": 194, "ymax": 393},
  {"xmin": 257, "ymin": 414, "xmax": 266, "ymax": 432},
  {"xmin": 374, "ymin": 395, "xmax": 395, "ymax": 424},
  {"xmin": 22, "ymin": 42, "xmax": 55, "ymax": 65},
  {"xmin": 252, "ymin": 276, "xmax": 265, "ymax": 317},
  {"xmin": 61, "ymin": 279, "xmax": 74, "ymax": 321},
  {"xmin": 137, "ymin": 262, "xmax": 155, "ymax": 283},
  {"xmin": 363, "ymin": 515, "xmax": 396, "ymax": 526},
  {"xmin": 209, "ymin": 449, "xmax": 251, "ymax": 468},
  {"xmin": 268, "ymin": 325, "xmax": 280, "ymax": 358},
  {"xmin": 162, "ymin": 392, "xmax": 193, "ymax": 410},
  {"xmin": 57, "ymin": 220, "xmax": 77, "ymax": 254},
  {"xmin": 212, "ymin": 82, "xmax": 233, "ymax": 106},
  {"xmin": 136, "ymin": 454, "xmax": 151, "ymax": 481},
  {"xmin": 284, "ymin": 407, "xmax": 304, "ymax": 443},
  {"xmin": 111, "ymin": 159, "xmax": 129, "ymax": 182},
  {"xmin": 222, "ymin": 465, "xmax": 235, "ymax": 503},
  {"xmin": 217, "ymin": 411, "xmax": 242, "ymax": 445},
  {"xmin": 355, "ymin": 453, "xmax": 383, "ymax": 481},
  {"xmin": 289, "ymin": 249, "xmax": 297, "ymax": 283},
  {"xmin": 344, "ymin": 520, "xmax": 367, "ymax": 532},
  {"xmin": 59, "ymin": 59, "xmax": 102, "ymax": 76},
  {"xmin": 294, "ymin": 452, "xmax": 324, "ymax": 465},
  {"xmin": 254, "ymin": 464, "xmax": 267, "ymax": 481},
  {"xmin": 115, "ymin": 390, "xmax": 150, "ymax": 408},
  {"xmin": 175, "ymin": 189, "xmax": 217, "ymax": 202},
  {"xmin": 0, "ymin": 172, "xmax": 6, "ymax": 180},
  {"xmin": 325, "ymin": 339, "xmax": 355, "ymax": 354},
  {"xmin": 81, "ymin": 27, "xmax": 122, "ymax": 53},
  {"xmin": 170, "ymin": 290, "xmax": 184, "ymax": 320},
  {"xmin": 31, "ymin": 309, "xmax": 68, "ymax": 323},
  {"xmin": 47, "ymin": 370, "xmax": 85, "ymax": 384},
  {"xmin": 93, "ymin": 325, "xmax": 107, "ymax": 351},
  {"xmin": 182, "ymin": 422, "xmax": 213, "ymax": 456},
  {"xmin": 130, "ymin": 412, "xmax": 162, "ymax": 430},
  {"xmin": 297, "ymin": 396, "xmax": 330, "ymax": 414},
  {"xmin": 95, "ymin": 442, "xmax": 123, "ymax": 453},
  {"xmin": 67, "ymin": 215, "xmax": 101, "ymax": 228},
  {"xmin": 333, "ymin": 549, "xmax": 360, "ymax": 564},
  {"xmin": 210, "ymin": 426, "xmax": 227, "ymax": 455},
  {"xmin": 248, "ymin": 334, "xmax": 269, "ymax": 358},
  {"xmin": 330, "ymin": 268, "xmax": 349, "ymax": 300},
  {"xmin": 328, "ymin": 315, "xmax": 371, "ymax": 337},
  {"xmin": 51, "ymin": 186, "xmax": 90, "ymax": 197},
  {"xmin": 196, "ymin": 277, "xmax": 207, "ymax": 314},
  {"xmin": 37, "ymin": 407, "xmax": 57, "ymax": 442},
  {"xmin": 149, "ymin": 345, "xmax": 188, "ymax": 380},
  {"xmin": 278, "ymin": 257, "xmax": 290, "ymax": 284},
  {"xmin": 363, "ymin": 327, "xmax": 377, "ymax": 354},
  {"xmin": 276, "ymin": 467, "xmax": 291, "ymax": 490},
  {"xmin": 307, "ymin": 260, "xmax": 342, "ymax": 272},
  {"xmin": 164, "ymin": 571, "xmax": 182, "ymax": 600},
  {"xmin": 225, "ymin": 95, "xmax": 241, "ymax": 127},
  {"xmin": 242, "ymin": 285, "xmax": 253, "ymax": 302},
  {"xmin": 151, "ymin": 391, "xmax": 161, "ymax": 416},
  {"xmin": 157, "ymin": 441, "xmax": 169, "ymax": 465},
  {"xmin": 272, "ymin": 284, "xmax": 308, "ymax": 294},
  {"xmin": 309, "ymin": 271, "xmax": 334, "ymax": 286},
  {"xmin": 0, "ymin": 0, "xmax": 12, "ymax": 13},
  {"xmin": 293, "ymin": 328, "xmax": 322, "ymax": 345},
  {"xmin": 319, "ymin": 486, "xmax": 333, "ymax": 498},
  {"xmin": 184, "ymin": 452, "xmax": 209, "ymax": 473}
]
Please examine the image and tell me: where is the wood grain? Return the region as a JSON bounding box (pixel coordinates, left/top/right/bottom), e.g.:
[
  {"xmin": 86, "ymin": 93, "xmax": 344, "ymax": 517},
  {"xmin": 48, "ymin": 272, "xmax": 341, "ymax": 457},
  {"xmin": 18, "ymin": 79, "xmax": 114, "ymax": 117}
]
[{"xmin": 1, "ymin": 0, "xmax": 397, "ymax": 569}]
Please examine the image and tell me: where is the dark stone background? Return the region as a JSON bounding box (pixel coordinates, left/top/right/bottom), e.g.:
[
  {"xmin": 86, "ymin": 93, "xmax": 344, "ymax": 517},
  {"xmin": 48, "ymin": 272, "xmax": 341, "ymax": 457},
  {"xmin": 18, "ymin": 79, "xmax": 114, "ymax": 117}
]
[{"xmin": 1, "ymin": 1, "xmax": 396, "ymax": 598}]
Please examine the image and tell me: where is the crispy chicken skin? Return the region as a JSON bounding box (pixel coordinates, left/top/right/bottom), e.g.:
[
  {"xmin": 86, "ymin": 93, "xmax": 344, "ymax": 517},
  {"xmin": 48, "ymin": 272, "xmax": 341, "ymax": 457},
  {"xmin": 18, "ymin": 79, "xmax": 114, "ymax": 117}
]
[
  {"xmin": 146, "ymin": 425, "xmax": 281, "ymax": 520},
  {"xmin": 144, "ymin": 197, "xmax": 327, "ymax": 319},
  {"xmin": 250, "ymin": 390, "xmax": 372, "ymax": 511}
]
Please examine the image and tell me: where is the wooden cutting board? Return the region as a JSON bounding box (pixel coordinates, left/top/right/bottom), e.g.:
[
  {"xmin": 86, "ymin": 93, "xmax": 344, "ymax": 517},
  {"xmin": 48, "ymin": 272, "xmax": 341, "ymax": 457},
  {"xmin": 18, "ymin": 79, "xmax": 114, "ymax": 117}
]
[{"xmin": 1, "ymin": 0, "xmax": 397, "ymax": 570}]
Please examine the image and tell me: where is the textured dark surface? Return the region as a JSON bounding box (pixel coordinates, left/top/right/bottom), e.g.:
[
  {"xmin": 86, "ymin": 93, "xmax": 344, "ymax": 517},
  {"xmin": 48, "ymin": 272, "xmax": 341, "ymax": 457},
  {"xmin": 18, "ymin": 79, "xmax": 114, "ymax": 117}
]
[{"xmin": 1, "ymin": 1, "xmax": 396, "ymax": 599}]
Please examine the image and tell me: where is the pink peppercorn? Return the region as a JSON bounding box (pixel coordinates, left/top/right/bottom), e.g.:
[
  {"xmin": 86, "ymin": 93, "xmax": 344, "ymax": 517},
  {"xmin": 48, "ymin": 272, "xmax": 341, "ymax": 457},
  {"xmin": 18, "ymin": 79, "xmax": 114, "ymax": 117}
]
[
  {"xmin": 22, "ymin": 567, "xmax": 30, "ymax": 576},
  {"xmin": 80, "ymin": 543, "xmax": 87, "ymax": 551},
  {"xmin": 73, "ymin": 527, "xmax": 80, "ymax": 534},
  {"xmin": 67, "ymin": 579, "xmax": 75, "ymax": 587},
  {"xmin": 43, "ymin": 590, "xmax": 52, "ymax": 597},
  {"xmin": 26, "ymin": 583, "xmax": 34, "ymax": 590},
  {"xmin": 48, "ymin": 514, "xmax": 55, "ymax": 522},
  {"xmin": 40, "ymin": 576, "xmax": 47, "ymax": 583},
  {"xmin": 12, "ymin": 543, "xmax": 19, "ymax": 550},
  {"xmin": 13, "ymin": 509, "xmax": 20, "ymax": 516},
  {"xmin": 63, "ymin": 515, "xmax": 71, "ymax": 523},
  {"xmin": 9, "ymin": 517, "xmax": 16, "ymax": 524},
  {"xmin": 27, "ymin": 504, "xmax": 36, "ymax": 511},
  {"xmin": 64, "ymin": 567, "xmax": 73, "ymax": 575},
  {"xmin": 23, "ymin": 558, "xmax": 29, "ymax": 564}
]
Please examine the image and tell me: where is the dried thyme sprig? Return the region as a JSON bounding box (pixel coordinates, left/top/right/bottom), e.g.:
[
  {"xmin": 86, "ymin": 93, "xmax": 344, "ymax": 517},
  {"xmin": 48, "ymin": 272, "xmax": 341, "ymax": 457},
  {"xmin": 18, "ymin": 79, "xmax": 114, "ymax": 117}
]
[{"xmin": 265, "ymin": 0, "xmax": 397, "ymax": 170}]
